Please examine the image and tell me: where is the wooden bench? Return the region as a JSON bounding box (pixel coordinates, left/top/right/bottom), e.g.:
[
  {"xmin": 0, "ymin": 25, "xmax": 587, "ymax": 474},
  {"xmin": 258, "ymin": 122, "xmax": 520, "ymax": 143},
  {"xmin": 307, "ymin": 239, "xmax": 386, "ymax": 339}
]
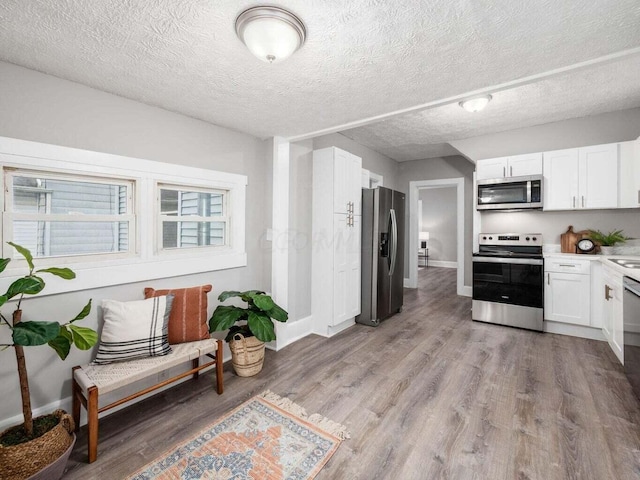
[{"xmin": 72, "ymin": 338, "xmax": 223, "ymax": 463}]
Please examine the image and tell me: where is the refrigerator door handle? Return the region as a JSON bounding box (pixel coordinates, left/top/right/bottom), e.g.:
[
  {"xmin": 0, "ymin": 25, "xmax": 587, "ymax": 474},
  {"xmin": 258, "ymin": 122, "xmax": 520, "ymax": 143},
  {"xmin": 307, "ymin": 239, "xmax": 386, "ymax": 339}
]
[{"xmin": 389, "ymin": 208, "xmax": 397, "ymax": 276}]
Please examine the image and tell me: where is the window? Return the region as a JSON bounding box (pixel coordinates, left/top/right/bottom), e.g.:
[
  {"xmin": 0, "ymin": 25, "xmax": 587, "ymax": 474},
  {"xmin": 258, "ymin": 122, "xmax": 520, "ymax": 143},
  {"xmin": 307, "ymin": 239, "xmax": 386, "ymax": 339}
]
[
  {"xmin": 4, "ymin": 170, "xmax": 134, "ymax": 260},
  {"xmin": 0, "ymin": 136, "xmax": 247, "ymax": 296},
  {"xmin": 158, "ymin": 185, "xmax": 228, "ymax": 251}
]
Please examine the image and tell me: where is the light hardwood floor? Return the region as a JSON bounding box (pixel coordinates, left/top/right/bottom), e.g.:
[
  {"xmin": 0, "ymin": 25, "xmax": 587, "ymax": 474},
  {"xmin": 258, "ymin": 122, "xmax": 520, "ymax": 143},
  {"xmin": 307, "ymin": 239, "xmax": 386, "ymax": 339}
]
[{"xmin": 64, "ymin": 267, "xmax": 640, "ymax": 479}]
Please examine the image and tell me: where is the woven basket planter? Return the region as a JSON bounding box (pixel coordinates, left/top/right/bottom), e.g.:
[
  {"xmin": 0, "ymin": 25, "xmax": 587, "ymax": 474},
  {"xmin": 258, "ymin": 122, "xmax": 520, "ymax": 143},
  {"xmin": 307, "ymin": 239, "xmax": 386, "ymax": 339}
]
[
  {"xmin": 229, "ymin": 333, "xmax": 265, "ymax": 377},
  {"xmin": 0, "ymin": 409, "xmax": 75, "ymax": 480}
]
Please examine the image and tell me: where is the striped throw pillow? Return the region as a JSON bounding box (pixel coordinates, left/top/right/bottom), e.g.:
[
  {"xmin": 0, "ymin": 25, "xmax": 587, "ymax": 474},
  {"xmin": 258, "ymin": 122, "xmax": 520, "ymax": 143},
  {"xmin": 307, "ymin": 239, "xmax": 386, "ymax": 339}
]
[
  {"xmin": 93, "ymin": 295, "xmax": 174, "ymax": 364},
  {"xmin": 144, "ymin": 285, "xmax": 212, "ymax": 344}
]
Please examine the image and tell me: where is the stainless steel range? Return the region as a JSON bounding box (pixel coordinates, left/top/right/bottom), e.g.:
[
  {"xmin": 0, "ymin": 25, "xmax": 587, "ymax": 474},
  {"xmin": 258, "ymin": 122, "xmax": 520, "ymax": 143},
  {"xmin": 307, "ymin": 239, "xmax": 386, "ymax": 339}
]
[{"xmin": 472, "ymin": 233, "xmax": 544, "ymax": 331}]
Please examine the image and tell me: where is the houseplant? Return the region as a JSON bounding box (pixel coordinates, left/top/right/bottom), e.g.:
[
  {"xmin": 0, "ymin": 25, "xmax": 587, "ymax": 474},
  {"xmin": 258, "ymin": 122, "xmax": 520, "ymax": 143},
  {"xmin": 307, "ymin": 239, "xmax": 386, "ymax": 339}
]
[
  {"xmin": 209, "ymin": 290, "xmax": 287, "ymax": 376},
  {"xmin": 589, "ymin": 229, "xmax": 629, "ymax": 254},
  {"xmin": 0, "ymin": 242, "xmax": 96, "ymax": 480}
]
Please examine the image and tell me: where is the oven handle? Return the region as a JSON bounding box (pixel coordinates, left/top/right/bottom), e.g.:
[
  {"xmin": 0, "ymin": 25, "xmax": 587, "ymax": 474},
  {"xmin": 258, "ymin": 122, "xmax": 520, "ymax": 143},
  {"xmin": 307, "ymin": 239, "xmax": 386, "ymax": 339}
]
[{"xmin": 472, "ymin": 256, "xmax": 543, "ymax": 266}]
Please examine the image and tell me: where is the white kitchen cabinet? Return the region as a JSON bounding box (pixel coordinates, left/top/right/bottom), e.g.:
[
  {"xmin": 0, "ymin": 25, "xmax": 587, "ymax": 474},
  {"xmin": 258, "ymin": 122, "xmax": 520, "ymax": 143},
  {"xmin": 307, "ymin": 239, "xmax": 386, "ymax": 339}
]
[
  {"xmin": 602, "ymin": 263, "xmax": 624, "ymax": 364},
  {"xmin": 332, "ymin": 214, "xmax": 361, "ymax": 326},
  {"xmin": 476, "ymin": 153, "xmax": 542, "ymax": 180},
  {"xmin": 312, "ymin": 147, "xmax": 362, "ymax": 336},
  {"xmin": 619, "ymin": 138, "xmax": 640, "ymax": 208},
  {"xmin": 543, "ymin": 144, "xmax": 618, "ymax": 211},
  {"xmin": 544, "ymin": 257, "xmax": 591, "ymax": 326}
]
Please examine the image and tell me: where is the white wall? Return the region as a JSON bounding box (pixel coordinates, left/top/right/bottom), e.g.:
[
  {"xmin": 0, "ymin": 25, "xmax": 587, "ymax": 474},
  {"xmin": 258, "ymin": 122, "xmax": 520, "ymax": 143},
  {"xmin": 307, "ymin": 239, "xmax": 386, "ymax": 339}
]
[
  {"xmin": 420, "ymin": 187, "xmax": 457, "ymax": 262},
  {"xmin": 0, "ymin": 62, "xmax": 271, "ymax": 426}
]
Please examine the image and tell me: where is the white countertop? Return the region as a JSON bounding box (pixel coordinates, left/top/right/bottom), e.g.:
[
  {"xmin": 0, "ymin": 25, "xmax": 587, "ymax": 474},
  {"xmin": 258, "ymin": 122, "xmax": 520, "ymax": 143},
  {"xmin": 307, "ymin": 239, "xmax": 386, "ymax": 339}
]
[{"xmin": 543, "ymin": 251, "xmax": 640, "ymax": 281}]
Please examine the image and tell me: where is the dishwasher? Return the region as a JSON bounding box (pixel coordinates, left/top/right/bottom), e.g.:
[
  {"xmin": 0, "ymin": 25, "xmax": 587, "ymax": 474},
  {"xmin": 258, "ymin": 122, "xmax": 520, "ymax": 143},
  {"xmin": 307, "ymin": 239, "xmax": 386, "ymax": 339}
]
[{"xmin": 624, "ymin": 276, "xmax": 640, "ymax": 401}]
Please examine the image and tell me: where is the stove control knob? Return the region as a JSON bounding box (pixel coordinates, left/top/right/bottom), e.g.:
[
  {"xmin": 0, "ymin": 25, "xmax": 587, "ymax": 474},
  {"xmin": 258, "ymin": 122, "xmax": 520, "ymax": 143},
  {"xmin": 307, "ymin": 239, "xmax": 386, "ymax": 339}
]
[
  {"xmin": 532, "ymin": 237, "xmax": 537, "ymax": 241},
  {"xmin": 526, "ymin": 236, "xmax": 530, "ymax": 241},
  {"xmin": 482, "ymin": 236, "xmax": 487, "ymax": 240},
  {"xmin": 488, "ymin": 236, "xmax": 493, "ymax": 240}
]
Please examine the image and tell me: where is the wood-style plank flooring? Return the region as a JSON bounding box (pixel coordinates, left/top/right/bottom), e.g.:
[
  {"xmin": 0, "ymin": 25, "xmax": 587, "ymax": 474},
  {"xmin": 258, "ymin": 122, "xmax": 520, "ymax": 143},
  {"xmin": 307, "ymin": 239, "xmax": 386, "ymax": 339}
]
[{"xmin": 63, "ymin": 267, "xmax": 640, "ymax": 479}]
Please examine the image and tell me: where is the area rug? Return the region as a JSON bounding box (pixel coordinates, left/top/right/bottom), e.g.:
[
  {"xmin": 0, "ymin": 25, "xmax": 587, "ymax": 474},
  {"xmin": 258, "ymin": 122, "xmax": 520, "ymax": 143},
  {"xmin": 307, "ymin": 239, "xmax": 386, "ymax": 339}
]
[{"xmin": 126, "ymin": 391, "xmax": 349, "ymax": 480}]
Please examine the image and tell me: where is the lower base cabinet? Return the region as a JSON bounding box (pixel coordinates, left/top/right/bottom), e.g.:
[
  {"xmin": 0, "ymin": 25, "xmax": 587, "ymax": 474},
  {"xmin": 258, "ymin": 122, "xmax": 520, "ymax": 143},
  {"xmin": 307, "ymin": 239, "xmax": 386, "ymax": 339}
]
[{"xmin": 602, "ymin": 264, "xmax": 624, "ymax": 364}]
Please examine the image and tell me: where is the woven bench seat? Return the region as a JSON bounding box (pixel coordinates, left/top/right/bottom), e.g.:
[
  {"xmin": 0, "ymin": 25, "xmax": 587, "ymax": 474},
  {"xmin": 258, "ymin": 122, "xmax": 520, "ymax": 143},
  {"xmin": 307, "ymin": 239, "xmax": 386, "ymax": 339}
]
[{"xmin": 72, "ymin": 338, "xmax": 223, "ymax": 463}]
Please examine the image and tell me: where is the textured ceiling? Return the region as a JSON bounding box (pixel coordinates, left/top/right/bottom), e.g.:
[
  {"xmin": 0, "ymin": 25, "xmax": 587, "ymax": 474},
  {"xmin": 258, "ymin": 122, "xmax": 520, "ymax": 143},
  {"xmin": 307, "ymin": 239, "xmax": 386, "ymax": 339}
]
[{"xmin": 0, "ymin": 1, "xmax": 639, "ymax": 161}]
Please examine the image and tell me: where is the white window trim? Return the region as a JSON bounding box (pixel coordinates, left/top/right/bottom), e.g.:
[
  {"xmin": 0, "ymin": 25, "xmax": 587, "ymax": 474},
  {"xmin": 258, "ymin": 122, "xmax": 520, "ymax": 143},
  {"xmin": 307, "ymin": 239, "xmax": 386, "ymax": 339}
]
[
  {"xmin": 0, "ymin": 136, "xmax": 247, "ymax": 297},
  {"xmin": 156, "ymin": 183, "xmax": 229, "ymax": 254},
  {"xmin": 3, "ymin": 169, "xmax": 136, "ymax": 261}
]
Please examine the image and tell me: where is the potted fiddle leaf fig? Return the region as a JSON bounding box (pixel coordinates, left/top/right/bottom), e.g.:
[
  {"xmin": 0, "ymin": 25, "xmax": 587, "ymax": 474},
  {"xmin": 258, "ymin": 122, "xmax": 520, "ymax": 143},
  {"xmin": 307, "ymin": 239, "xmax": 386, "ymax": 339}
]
[
  {"xmin": 0, "ymin": 242, "xmax": 96, "ymax": 480},
  {"xmin": 209, "ymin": 290, "xmax": 287, "ymax": 377}
]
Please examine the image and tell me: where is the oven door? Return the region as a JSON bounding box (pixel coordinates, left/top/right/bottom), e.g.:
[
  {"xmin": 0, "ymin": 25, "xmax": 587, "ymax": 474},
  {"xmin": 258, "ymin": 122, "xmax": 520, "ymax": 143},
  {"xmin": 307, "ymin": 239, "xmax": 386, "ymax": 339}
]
[{"xmin": 472, "ymin": 256, "xmax": 543, "ymax": 308}]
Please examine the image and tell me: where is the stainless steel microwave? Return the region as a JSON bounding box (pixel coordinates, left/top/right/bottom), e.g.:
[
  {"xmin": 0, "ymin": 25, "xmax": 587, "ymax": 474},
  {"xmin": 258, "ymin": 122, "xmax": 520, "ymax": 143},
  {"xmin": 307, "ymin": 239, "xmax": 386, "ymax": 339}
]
[{"xmin": 476, "ymin": 175, "xmax": 543, "ymax": 210}]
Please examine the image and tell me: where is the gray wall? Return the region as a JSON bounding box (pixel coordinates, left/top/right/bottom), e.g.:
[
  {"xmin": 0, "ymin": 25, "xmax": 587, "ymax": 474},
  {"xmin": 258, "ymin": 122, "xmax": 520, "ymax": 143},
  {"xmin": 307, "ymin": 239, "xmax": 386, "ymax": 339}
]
[
  {"xmin": 451, "ymin": 107, "xmax": 640, "ymax": 161},
  {"xmin": 0, "ymin": 62, "xmax": 271, "ymax": 424},
  {"xmin": 397, "ymin": 156, "xmax": 475, "ymax": 286},
  {"xmin": 313, "ymin": 132, "xmax": 399, "ymax": 190},
  {"xmin": 420, "ymin": 188, "xmax": 457, "ymax": 262},
  {"xmin": 481, "ymin": 209, "xmax": 640, "ymax": 247}
]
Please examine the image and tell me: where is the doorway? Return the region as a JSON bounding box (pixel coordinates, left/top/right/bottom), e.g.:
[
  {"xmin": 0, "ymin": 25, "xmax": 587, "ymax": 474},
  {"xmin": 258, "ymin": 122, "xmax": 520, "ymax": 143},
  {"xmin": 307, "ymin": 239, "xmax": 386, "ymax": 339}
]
[{"xmin": 408, "ymin": 178, "xmax": 465, "ymax": 296}]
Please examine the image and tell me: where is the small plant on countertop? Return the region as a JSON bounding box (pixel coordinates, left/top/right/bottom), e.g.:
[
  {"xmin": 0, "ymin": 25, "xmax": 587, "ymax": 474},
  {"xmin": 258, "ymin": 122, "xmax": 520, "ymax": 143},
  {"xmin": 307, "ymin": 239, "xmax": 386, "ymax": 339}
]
[{"xmin": 589, "ymin": 229, "xmax": 629, "ymax": 247}]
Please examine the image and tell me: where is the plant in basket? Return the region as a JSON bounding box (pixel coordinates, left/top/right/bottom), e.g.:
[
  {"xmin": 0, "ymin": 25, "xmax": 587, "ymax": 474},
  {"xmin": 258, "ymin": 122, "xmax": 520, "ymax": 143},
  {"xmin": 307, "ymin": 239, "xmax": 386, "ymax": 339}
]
[
  {"xmin": 209, "ymin": 290, "xmax": 288, "ymax": 377},
  {"xmin": 0, "ymin": 242, "xmax": 96, "ymax": 480}
]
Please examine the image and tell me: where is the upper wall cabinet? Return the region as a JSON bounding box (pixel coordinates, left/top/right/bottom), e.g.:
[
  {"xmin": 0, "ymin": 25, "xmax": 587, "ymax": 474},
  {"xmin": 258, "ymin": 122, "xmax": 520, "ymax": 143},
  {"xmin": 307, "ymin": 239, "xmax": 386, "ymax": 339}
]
[
  {"xmin": 619, "ymin": 138, "xmax": 640, "ymax": 208},
  {"xmin": 544, "ymin": 144, "xmax": 618, "ymax": 210},
  {"xmin": 476, "ymin": 153, "xmax": 542, "ymax": 180}
]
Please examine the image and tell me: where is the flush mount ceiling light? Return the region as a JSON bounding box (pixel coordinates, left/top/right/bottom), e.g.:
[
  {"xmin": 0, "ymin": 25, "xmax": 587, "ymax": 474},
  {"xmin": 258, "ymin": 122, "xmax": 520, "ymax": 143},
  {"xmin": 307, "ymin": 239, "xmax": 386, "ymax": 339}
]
[
  {"xmin": 459, "ymin": 94, "xmax": 493, "ymax": 113},
  {"xmin": 235, "ymin": 6, "xmax": 306, "ymax": 63}
]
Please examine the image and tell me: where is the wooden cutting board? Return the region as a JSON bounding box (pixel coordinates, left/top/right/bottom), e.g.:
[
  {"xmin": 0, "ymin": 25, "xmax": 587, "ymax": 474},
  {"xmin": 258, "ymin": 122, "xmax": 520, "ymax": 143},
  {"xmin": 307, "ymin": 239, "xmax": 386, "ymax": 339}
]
[{"xmin": 560, "ymin": 226, "xmax": 590, "ymax": 253}]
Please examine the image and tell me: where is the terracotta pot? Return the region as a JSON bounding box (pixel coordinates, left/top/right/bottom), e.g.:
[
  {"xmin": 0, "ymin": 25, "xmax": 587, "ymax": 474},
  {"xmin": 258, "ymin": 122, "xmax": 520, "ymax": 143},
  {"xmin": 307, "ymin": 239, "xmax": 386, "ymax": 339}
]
[
  {"xmin": 229, "ymin": 333, "xmax": 265, "ymax": 377},
  {"xmin": 0, "ymin": 410, "xmax": 75, "ymax": 480}
]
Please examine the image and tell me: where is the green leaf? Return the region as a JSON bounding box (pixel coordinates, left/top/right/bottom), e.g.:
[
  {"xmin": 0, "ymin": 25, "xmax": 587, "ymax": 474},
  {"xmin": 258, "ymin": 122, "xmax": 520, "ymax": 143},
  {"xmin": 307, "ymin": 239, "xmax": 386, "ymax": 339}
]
[
  {"xmin": 217, "ymin": 290, "xmax": 243, "ymax": 302},
  {"xmin": 6, "ymin": 276, "xmax": 45, "ymax": 299},
  {"xmin": 209, "ymin": 305, "xmax": 247, "ymax": 332},
  {"xmin": 240, "ymin": 290, "xmax": 265, "ymax": 303},
  {"xmin": 8, "ymin": 242, "xmax": 34, "ymax": 270},
  {"xmin": 48, "ymin": 329, "xmax": 72, "ymax": 360},
  {"xmin": 13, "ymin": 321, "xmax": 60, "ymax": 346},
  {"xmin": 68, "ymin": 325, "xmax": 98, "ymax": 350},
  {"xmin": 70, "ymin": 299, "xmax": 92, "ymax": 323},
  {"xmin": 247, "ymin": 311, "xmax": 276, "ymax": 342},
  {"xmin": 36, "ymin": 267, "xmax": 76, "ymax": 280},
  {"xmin": 0, "ymin": 257, "xmax": 11, "ymax": 274},
  {"xmin": 251, "ymin": 293, "xmax": 275, "ymax": 312},
  {"xmin": 267, "ymin": 303, "xmax": 288, "ymax": 322},
  {"xmin": 0, "ymin": 295, "xmax": 8, "ymax": 308}
]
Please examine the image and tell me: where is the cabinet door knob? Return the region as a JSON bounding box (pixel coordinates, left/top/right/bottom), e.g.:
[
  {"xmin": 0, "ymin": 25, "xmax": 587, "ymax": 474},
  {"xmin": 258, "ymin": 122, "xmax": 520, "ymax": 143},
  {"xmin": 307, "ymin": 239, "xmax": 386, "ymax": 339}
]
[
  {"xmin": 573, "ymin": 196, "xmax": 576, "ymax": 208},
  {"xmin": 605, "ymin": 284, "xmax": 612, "ymax": 301},
  {"xmin": 582, "ymin": 196, "xmax": 585, "ymax": 208}
]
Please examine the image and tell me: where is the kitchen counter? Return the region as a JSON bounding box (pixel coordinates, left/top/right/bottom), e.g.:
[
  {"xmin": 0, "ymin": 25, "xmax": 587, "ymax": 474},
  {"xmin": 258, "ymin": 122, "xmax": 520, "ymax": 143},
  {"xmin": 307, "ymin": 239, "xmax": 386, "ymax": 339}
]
[{"xmin": 543, "ymin": 252, "xmax": 640, "ymax": 281}]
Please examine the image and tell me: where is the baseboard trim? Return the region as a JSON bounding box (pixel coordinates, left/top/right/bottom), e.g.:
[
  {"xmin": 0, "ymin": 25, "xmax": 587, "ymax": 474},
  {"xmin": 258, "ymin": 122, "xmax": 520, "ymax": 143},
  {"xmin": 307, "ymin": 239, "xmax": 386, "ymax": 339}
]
[
  {"xmin": 404, "ymin": 278, "xmax": 411, "ymax": 288},
  {"xmin": 269, "ymin": 315, "xmax": 314, "ymax": 351},
  {"xmin": 544, "ymin": 320, "xmax": 606, "ymax": 341},
  {"xmin": 427, "ymin": 260, "xmax": 458, "ymax": 269},
  {"xmin": 460, "ymin": 286, "xmax": 472, "ymax": 297}
]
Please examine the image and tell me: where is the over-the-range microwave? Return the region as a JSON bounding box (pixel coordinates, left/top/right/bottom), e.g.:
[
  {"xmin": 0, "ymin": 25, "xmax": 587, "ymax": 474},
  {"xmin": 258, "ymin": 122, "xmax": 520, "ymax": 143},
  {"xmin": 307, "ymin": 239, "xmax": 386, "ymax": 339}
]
[{"xmin": 476, "ymin": 175, "xmax": 543, "ymax": 210}]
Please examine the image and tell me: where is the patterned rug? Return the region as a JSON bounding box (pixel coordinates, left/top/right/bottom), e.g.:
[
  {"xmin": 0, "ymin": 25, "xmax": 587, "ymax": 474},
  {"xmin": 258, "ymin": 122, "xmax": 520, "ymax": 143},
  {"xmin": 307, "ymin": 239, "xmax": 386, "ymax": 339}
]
[{"xmin": 126, "ymin": 391, "xmax": 349, "ymax": 480}]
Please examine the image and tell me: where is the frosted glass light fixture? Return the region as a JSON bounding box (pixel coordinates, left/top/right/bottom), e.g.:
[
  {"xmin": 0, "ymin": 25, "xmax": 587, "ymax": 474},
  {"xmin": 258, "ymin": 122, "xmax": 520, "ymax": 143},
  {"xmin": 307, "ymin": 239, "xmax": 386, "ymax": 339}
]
[
  {"xmin": 459, "ymin": 94, "xmax": 492, "ymax": 112},
  {"xmin": 235, "ymin": 6, "xmax": 306, "ymax": 63}
]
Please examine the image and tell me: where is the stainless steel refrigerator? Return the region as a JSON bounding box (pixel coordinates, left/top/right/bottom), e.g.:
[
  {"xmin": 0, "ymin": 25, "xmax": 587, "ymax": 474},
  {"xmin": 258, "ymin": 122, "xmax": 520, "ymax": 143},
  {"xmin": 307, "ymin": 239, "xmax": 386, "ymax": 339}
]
[{"xmin": 356, "ymin": 187, "xmax": 405, "ymax": 326}]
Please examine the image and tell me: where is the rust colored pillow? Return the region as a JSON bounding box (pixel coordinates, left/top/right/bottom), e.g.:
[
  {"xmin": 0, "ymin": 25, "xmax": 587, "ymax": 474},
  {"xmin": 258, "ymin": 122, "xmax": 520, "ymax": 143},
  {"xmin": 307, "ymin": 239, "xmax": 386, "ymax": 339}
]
[{"xmin": 144, "ymin": 285, "xmax": 212, "ymax": 344}]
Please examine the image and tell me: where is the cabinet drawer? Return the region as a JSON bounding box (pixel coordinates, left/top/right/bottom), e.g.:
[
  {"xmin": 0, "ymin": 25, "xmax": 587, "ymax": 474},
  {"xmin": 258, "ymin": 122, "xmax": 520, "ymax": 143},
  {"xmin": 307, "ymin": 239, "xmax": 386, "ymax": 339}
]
[{"xmin": 545, "ymin": 257, "xmax": 591, "ymax": 274}]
